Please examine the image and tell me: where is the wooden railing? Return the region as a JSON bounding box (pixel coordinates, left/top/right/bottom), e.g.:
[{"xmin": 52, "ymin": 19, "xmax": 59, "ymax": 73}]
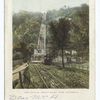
[{"xmin": 13, "ymin": 63, "xmax": 28, "ymax": 88}]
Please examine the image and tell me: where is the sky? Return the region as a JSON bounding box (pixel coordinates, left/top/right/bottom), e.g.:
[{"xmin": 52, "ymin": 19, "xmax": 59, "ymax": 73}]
[{"xmin": 13, "ymin": 0, "xmax": 89, "ymax": 13}]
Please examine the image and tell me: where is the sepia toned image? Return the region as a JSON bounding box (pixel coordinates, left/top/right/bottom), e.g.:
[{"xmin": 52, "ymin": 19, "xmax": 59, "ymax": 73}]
[{"xmin": 13, "ymin": 0, "xmax": 89, "ymax": 89}]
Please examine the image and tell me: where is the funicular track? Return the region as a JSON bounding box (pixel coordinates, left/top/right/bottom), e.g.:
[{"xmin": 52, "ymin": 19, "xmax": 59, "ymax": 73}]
[{"xmin": 30, "ymin": 63, "xmax": 68, "ymax": 88}]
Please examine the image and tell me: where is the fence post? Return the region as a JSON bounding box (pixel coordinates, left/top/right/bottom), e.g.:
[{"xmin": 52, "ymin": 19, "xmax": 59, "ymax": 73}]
[{"xmin": 19, "ymin": 71, "xmax": 23, "ymax": 88}]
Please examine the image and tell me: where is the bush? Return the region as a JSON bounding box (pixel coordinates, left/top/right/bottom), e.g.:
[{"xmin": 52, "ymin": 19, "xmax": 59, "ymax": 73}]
[
  {"xmin": 13, "ymin": 59, "xmax": 23, "ymax": 67},
  {"xmin": 13, "ymin": 52, "xmax": 23, "ymax": 60}
]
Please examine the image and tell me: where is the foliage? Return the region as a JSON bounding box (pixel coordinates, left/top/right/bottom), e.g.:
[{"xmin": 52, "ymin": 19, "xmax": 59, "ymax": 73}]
[
  {"xmin": 47, "ymin": 4, "xmax": 89, "ymax": 62},
  {"xmin": 13, "ymin": 4, "xmax": 89, "ymax": 65},
  {"xmin": 13, "ymin": 11, "xmax": 42, "ymax": 63},
  {"xmin": 70, "ymin": 4, "xmax": 89, "ymax": 59},
  {"xmin": 49, "ymin": 18, "xmax": 71, "ymax": 67}
]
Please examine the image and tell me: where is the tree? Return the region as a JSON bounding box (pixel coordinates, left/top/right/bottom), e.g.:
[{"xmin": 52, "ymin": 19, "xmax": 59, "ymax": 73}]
[
  {"xmin": 49, "ymin": 18, "xmax": 71, "ymax": 68},
  {"xmin": 13, "ymin": 11, "xmax": 42, "ymax": 63},
  {"xmin": 70, "ymin": 4, "xmax": 89, "ymax": 61}
]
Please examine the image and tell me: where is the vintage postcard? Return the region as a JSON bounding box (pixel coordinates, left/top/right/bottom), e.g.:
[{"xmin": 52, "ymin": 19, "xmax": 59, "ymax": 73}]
[{"xmin": 5, "ymin": 0, "xmax": 95, "ymax": 100}]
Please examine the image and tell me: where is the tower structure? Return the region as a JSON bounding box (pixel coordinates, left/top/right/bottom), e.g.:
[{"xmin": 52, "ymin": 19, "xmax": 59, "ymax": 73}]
[{"xmin": 33, "ymin": 13, "xmax": 47, "ymax": 62}]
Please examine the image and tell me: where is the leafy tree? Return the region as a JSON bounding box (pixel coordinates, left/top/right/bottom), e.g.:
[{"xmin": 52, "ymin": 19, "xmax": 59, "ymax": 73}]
[
  {"xmin": 13, "ymin": 11, "xmax": 42, "ymax": 63},
  {"xmin": 70, "ymin": 4, "xmax": 89, "ymax": 61},
  {"xmin": 47, "ymin": 4, "xmax": 89, "ymax": 64},
  {"xmin": 49, "ymin": 18, "xmax": 71, "ymax": 68}
]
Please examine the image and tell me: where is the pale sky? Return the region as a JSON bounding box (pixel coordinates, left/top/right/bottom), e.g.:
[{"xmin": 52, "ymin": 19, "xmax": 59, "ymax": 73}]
[{"xmin": 13, "ymin": 0, "xmax": 89, "ymax": 13}]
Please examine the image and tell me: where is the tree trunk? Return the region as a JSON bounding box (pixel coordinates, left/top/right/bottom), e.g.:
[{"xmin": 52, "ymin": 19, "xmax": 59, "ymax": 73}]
[
  {"xmin": 70, "ymin": 50, "xmax": 72, "ymax": 63},
  {"xmin": 61, "ymin": 48, "xmax": 65, "ymax": 68}
]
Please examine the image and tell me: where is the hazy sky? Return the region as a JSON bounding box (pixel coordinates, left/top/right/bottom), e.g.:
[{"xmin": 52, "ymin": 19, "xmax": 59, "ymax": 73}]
[{"xmin": 13, "ymin": 0, "xmax": 89, "ymax": 13}]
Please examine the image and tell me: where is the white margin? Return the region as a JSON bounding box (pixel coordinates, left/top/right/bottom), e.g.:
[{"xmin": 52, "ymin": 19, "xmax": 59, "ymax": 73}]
[
  {"xmin": 96, "ymin": 0, "xmax": 100, "ymax": 100},
  {"xmin": 0, "ymin": 0, "xmax": 4, "ymax": 100}
]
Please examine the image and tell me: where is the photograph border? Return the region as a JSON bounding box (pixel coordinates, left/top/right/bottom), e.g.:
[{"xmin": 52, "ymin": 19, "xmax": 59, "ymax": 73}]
[{"xmin": 4, "ymin": 0, "xmax": 95, "ymax": 100}]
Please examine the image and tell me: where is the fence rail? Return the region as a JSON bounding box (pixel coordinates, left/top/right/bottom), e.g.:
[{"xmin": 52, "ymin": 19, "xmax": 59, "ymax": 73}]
[
  {"xmin": 13, "ymin": 63, "xmax": 28, "ymax": 88},
  {"xmin": 13, "ymin": 63, "xmax": 28, "ymax": 74}
]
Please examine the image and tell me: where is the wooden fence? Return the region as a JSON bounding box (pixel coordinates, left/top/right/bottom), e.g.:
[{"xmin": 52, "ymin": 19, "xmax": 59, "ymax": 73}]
[{"xmin": 13, "ymin": 63, "xmax": 28, "ymax": 88}]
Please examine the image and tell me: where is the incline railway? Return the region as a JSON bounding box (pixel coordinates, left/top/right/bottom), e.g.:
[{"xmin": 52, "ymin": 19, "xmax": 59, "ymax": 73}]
[
  {"xmin": 29, "ymin": 63, "xmax": 68, "ymax": 88},
  {"xmin": 13, "ymin": 12, "xmax": 89, "ymax": 89},
  {"xmin": 13, "ymin": 62, "xmax": 89, "ymax": 88}
]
